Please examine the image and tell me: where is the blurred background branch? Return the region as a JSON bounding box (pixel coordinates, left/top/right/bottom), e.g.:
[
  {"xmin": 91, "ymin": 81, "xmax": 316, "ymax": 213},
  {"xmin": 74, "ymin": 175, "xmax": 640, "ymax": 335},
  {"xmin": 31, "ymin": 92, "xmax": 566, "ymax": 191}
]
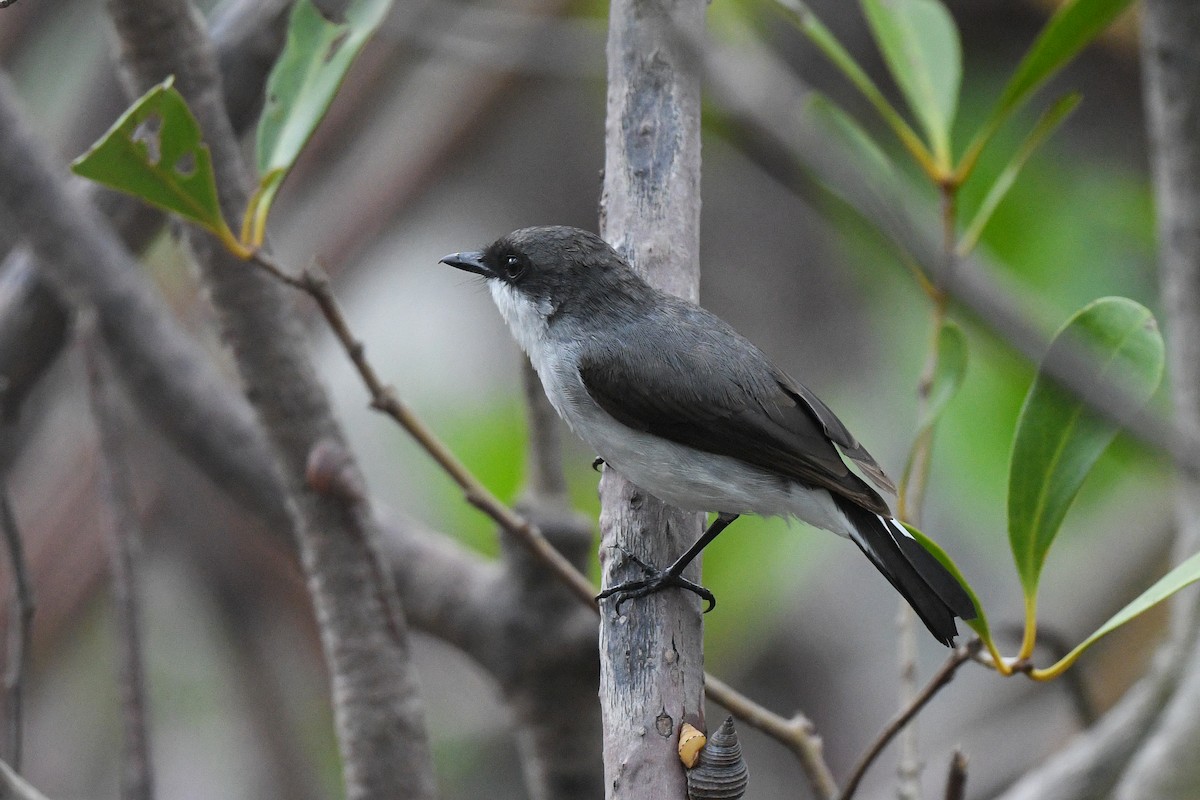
[{"xmin": 0, "ymin": 1, "xmax": 1191, "ymax": 799}]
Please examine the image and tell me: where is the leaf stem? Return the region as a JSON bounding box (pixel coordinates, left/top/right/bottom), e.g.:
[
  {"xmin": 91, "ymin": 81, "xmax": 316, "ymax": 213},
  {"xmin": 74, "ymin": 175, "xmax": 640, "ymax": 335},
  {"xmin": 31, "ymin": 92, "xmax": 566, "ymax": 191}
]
[{"xmin": 1019, "ymin": 593, "xmax": 1039, "ymax": 661}]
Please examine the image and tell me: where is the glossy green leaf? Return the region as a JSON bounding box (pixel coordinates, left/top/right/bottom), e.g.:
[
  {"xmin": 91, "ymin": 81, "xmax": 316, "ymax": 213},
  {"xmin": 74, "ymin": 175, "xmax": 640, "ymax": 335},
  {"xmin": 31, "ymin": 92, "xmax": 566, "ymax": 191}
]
[
  {"xmin": 861, "ymin": 0, "xmax": 961, "ymax": 166},
  {"xmin": 71, "ymin": 77, "xmax": 237, "ymax": 247},
  {"xmin": 1037, "ymin": 549, "xmax": 1200, "ymax": 678},
  {"xmin": 778, "ymin": 0, "xmax": 934, "ymax": 175},
  {"xmin": 958, "ymin": 93, "xmax": 1080, "ymax": 255},
  {"xmin": 916, "ymin": 321, "xmax": 967, "ymax": 432},
  {"xmin": 959, "ymin": 0, "xmax": 1134, "ymax": 178},
  {"xmin": 250, "ymin": 0, "xmax": 391, "ymax": 241},
  {"xmin": 1008, "ymin": 298, "xmax": 1164, "ymax": 597},
  {"xmin": 902, "ymin": 522, "xmax": 994, "ymax": 651}
]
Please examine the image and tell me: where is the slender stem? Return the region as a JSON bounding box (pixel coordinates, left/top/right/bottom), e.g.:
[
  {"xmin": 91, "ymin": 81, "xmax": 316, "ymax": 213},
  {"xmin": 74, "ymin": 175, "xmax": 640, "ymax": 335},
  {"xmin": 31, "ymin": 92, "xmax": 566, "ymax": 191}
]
[
  {"xmin": 839, "ymin": 642, "xmax": 979, "ymax": 800},
  {"xmin": 0, "ymin": 485, "xmax": 32, "ymax": 772},
  {"xmin": 1019, "ymin": 593, "xmax": 1039, "ymax": 662},
  {"xmin": 896, "ymin": 604, "xmax": 922, "ymax": 800},
  {"xmin": 247, "ymin": 252, "xmax": 600, "ymax": 609},
  {"xmin": 240, "ymin": 250, "xmax": 840, "ymax": 793},
  {"xmin": 83, "ymin": 325, "xmax": 155, "ymax": 800},
  {"xmin": 892, "ymin": 181, "xmax": 961, "ymax": 800}
]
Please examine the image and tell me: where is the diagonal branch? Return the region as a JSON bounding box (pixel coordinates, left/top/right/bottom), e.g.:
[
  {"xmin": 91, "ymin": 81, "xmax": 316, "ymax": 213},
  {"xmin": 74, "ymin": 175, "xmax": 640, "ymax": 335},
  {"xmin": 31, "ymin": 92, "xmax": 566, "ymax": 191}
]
[
  {"xmin": 703, "ymin": 31, "xmax": 1200, "ymax": 478},
  {"xmin": 840, "ymin": 642, "xmax": 978, "ymax": 800},
  {"xmin": 102, "ymin": 0, "xmax": 437, "ymax": 796}
]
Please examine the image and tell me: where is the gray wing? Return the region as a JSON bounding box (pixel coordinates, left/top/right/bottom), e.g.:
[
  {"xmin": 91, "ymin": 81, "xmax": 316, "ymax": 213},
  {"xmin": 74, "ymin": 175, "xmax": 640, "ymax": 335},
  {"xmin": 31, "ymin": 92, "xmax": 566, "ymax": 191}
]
[{"xmin": 577, "ymin": 304, "xmax": 894, "ymax": 515}]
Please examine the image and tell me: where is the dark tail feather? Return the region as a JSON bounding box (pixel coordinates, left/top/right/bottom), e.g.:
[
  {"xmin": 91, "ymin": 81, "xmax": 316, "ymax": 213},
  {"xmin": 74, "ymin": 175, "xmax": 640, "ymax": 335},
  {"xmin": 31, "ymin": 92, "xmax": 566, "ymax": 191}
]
[{"xmin": 833, "ymin": 496, "xmax": 977, "ymax": 647}]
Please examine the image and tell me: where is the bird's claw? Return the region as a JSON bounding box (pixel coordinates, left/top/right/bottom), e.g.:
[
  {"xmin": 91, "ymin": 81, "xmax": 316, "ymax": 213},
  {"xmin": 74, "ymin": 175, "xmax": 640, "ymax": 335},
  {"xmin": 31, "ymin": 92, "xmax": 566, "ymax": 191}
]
[
  {"xmin": 596, "ymin": 547, "xmax": 716, "ymax": 613},
  {"xmin": 591, "ymin": 456, "xmax": 605, "ymax": 472}
]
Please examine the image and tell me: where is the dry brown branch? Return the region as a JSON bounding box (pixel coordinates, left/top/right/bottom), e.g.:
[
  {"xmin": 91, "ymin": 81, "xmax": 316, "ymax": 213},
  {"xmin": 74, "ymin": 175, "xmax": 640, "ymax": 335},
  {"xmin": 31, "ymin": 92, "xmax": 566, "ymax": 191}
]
[
  {"xmin": 243, "ymin": 248, "xmax": 850, "ymax": 794},
  {"xmin": 250, "ymin": 253, "xmax": 601, "ymax": 610},
  {"xmin": 840, "ymin": 641, "xmax": 979, "ymax": 800},
  {"xmin": 102, "ymin": 0, "xmax": 437, "ymax": 795}
]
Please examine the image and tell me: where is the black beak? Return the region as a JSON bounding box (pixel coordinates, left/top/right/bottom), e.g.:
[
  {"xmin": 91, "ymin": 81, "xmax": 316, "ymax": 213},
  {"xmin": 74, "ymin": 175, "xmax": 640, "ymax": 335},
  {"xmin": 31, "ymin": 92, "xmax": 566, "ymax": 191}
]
[{"xmin": 440, "ymin": 250, "xmax": 490, "ymax": 277}]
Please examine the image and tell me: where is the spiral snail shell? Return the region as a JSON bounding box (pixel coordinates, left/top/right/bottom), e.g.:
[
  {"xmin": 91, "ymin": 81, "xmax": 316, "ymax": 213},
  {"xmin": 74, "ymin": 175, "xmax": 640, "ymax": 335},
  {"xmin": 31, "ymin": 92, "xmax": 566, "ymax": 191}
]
[{"xmin": 685, "ymin": 716, "xmax": 749, "ymax": 800}]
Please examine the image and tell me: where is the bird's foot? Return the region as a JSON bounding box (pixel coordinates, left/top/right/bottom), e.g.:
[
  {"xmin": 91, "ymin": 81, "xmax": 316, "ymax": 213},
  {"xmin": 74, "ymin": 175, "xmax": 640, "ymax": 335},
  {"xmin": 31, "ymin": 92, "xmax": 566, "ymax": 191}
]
[{"xmin": 596, "ymin": 548, "xmax": 716, "ymax": 614}]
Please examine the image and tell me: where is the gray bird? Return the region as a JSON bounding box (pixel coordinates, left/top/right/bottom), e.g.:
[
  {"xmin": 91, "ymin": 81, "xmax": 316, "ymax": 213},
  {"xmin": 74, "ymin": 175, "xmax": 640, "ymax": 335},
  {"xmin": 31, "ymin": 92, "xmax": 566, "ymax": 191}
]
[{"xmin": 441, "ymin": 225, "xmax": 976, "ymax": 646}]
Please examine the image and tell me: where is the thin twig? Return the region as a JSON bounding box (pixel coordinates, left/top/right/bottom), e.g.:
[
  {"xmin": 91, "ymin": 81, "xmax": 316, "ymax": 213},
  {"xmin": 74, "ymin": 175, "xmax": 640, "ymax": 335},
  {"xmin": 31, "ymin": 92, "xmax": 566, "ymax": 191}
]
[
  {"xmin": 250, "ymin": 252, "xmax": 600, "ymax": 609},
  {"xmin": 840, "ymin": 641, "xmax": 979, "ymax": 800},
  {"xmin": 0, "ymin": 485, "xmax": 31, "ymax": 772},
  {"xmin": 896, "ymin": 174, "xmax": 961, "ymax": 800},
  {"xmin": 943, "ymin": 749, "xmax": 968, "ymax": 800},
  {"xmin": 896, "ymin": 604, "xmax": 922, "ymax": 800},
  {"xmin": 243, "ymin": 251, "xmax": 840, "ymax": 792},
  {"xmin": 82, "ymin": 320, "xmax": 154, "ymax": 800}
]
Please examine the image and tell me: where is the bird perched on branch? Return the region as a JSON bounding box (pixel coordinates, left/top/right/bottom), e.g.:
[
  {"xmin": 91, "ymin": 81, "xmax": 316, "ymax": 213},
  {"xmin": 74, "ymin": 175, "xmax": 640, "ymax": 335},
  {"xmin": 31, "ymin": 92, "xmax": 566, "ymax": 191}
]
[{"xmin": 442, "ymin": 225, "xmax": 976, "ymax": 646}]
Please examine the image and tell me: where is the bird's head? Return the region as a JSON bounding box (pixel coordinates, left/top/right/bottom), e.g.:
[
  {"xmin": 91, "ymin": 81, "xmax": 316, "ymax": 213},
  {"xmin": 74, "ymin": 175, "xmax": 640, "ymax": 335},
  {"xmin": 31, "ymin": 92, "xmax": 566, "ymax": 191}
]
[{"xmin": 440, "ymin": 226, "xmax": 650, "ymax": 329}]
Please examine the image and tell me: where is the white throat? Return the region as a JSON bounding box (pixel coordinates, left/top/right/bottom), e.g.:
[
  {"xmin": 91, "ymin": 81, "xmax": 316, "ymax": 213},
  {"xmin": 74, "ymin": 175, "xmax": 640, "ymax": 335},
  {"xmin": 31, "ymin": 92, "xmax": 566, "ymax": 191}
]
[{"xmin": 489, "ymin": 281, "xmax": 557, "ymax": 365}]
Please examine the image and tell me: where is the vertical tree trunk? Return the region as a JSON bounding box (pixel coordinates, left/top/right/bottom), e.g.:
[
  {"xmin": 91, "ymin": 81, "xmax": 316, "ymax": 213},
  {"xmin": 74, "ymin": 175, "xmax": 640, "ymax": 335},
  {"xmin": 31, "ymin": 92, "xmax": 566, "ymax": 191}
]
[
  {"xmin": 1107, "ymin": 3, "xmax": 1200, "ymax": 797},
  {"xmin": 598, "ymin": 0, "xmax": 706, "ymax": 797}
]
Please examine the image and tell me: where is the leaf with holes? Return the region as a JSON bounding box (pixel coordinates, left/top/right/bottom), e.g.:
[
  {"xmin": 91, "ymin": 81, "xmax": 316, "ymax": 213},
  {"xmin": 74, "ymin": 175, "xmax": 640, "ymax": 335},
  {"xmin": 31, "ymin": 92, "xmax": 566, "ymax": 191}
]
[
  {"xmin": 1008, "ymin": 298, "xmax": 1164, "ymax": 600},
  {"xmin": 72, "ymin": 77, "xmax": 241, "ymax": 252},
  {"xmin": 247, "ymin": 0, "xmax": 391, "ymax": 245}
]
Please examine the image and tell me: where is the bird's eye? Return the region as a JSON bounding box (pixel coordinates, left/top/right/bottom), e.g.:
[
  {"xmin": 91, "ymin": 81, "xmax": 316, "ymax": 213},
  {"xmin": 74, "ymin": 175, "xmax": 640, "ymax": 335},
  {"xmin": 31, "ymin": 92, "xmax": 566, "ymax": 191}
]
[{"xmin": 502, "ymin": 254, "xmax": 526, "ymax": 280}]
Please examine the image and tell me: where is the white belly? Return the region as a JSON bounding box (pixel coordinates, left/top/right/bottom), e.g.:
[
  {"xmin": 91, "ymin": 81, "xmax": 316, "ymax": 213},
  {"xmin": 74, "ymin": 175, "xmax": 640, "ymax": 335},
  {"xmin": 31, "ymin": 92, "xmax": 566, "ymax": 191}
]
[{"xmin": 535, "ymin": 348, "xmax": 855, "ymax": 539}]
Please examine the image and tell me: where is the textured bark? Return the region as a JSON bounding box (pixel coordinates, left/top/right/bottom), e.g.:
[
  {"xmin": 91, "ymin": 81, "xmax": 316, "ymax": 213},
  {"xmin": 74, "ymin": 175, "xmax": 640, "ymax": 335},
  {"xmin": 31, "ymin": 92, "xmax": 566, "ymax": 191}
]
[
  {"xmin": 1138, "ymin": 0, "xmax": 1200, "ymax": 639},
  {"xmin": 102, "ymin": 1, "xmax": 437, "ymax": 798},
  {"xmin": 1108, "ymin": 4, "xmax": 1200, "ymax": 798},
  {"xmin": 597, "ymin": 0, "xmax": 707, "ymax": 797}
]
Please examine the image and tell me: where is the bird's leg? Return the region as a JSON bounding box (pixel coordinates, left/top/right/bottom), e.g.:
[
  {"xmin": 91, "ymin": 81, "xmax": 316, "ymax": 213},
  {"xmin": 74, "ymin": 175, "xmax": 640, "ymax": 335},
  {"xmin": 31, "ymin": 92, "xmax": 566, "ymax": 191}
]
[{"xmin": 597, "ymin": 513, "xmax": 740, "ymax": 614}]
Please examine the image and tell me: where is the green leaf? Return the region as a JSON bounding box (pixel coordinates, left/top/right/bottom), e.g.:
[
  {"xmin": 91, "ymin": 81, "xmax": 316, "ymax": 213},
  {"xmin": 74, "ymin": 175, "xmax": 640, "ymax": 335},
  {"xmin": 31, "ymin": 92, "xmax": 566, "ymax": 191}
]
[
  {"xmin": 1037, "ymin": 549, "xmax": 1200, "ymax": 678},
  {"xmin": 861, "ymin": 0, "xmax": 961, "ymax": 166},
  {"xmin": 71, "ymin": 77, "xmax": 240, "ymax": 249},
  {"xmin": 958, "ymin": 93, "xmax": 1080, "ymax": 255},
  {"xmin": 806, "ymin": 93, "xmax": 897, "ymax": 184},
  {"xmin": 902, "ymin": 522, "xmax": 995, "ymax": 651},
  {"xmin": 1008, "ymin": 298, "xmax": 1164, "ymax": 598},
  {"xmin": 777, "ymin": 0, "xmax": 935, "ymax": 176},
  {"xmin": 959, "ymin": 0, "xmax": 1134, "ymax": 178},
  {"xmin": 916, "ymin": 321, "xmax": 968, "ymax": 432},
  {"xmin": 250, "ymin": 0, "xmax": 391, "ymax": 241}
]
